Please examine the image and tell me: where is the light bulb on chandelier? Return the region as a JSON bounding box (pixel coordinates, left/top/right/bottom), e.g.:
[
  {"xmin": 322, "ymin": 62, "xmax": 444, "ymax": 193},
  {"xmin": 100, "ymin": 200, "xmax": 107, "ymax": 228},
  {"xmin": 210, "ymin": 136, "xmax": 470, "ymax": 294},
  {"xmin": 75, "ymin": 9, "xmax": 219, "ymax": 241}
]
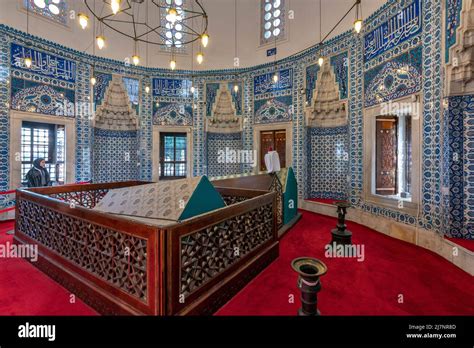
[
  {"xmin": 111, "ymin": 0, "xmax": 121, "ymax": 15},
  {"xmin": 170, "ymin": 59, "xmax": 177, "ymax": 70},
  {"xmin": 234, "ymin": 84, "xmax": 239, "ymax": 93},
  {"xmin": 78, "ymin": 13, "xmax": 89, "ymax": 30},
  {"xmin": 354, "ymin": 19, "xmax": 363, "ymax": 33},
  {"xmin": 196, "ymin": 52, "xmax": 204, "ymax": 64},
  {"xmin": 90, "ymin": 76, "xmax": 97, "ymax": 85},
  {"xmin": 132, "ymin": 55, "xmax": 140, "ymax": 66},
  {"xmin": 96, "ymin": 36, "xmax": 106, "ymax": 50},
  {"xmin": 201, "ymin": 33, "xmax": 209, "ymax": 48},
  {"xmin": 318, "ymin": 57, "xmax": 324, "ymax": 67}
]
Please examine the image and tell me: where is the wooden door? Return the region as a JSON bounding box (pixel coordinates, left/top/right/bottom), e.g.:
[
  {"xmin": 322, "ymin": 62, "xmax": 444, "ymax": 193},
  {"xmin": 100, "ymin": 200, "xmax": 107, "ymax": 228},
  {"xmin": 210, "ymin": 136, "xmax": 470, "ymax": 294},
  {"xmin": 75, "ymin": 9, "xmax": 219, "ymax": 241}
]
[
  {"xmin": 274, "ymin": 131, "xmax": 286, "ymax": 168},
  {"xmin": 375, "ymin": 117, "xmax": 397, "ymax": 195},
  {"xmin": 260, "ymin": 130, "xmax": 286, "ymax": 171}
]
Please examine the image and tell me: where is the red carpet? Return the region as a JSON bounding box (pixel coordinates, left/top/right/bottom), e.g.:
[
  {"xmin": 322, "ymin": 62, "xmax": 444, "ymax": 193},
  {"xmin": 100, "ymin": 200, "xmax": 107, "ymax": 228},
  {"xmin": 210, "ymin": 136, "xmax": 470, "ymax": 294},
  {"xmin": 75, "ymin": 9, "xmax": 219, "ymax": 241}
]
[
  {"xmin": 0, "ymin": 220, "xmax": 97, "ymax": 316},
  {"xmin": 1, "ymin": 211, "xmax": 473, "ymax": 316},
  {"xmin": 216, "ymin": 210, "xmax": 474, "ymax": 316}
]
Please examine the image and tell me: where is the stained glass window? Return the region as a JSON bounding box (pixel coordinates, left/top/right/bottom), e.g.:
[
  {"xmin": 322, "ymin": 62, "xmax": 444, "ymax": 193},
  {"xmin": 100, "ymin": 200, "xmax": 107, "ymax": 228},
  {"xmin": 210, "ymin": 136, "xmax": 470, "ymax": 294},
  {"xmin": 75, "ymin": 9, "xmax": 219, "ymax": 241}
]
[
  {"xmin": 24, "ymin": 0, "xmax": 69, "ymax": 26},
  {"xmin": 261, "ymin": 0, "xmax": 286, "ymax": 45}
]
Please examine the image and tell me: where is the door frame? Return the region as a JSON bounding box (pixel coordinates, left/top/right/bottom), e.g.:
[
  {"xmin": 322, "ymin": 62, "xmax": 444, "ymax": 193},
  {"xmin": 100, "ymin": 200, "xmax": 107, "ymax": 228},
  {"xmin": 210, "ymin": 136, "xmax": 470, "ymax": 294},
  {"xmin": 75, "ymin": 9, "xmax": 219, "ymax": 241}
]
[{"xmin": 252, "ymin": 122, "xmax": 293, "ymax": 173}]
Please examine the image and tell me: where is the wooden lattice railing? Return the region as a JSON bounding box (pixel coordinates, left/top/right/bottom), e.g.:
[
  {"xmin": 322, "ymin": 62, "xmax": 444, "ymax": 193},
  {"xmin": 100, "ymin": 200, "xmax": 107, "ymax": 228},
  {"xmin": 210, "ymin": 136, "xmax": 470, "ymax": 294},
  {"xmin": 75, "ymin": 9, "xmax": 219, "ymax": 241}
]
[{"xmin": 14, "ymin": 181, "xmax": 279, "ymax": 316}]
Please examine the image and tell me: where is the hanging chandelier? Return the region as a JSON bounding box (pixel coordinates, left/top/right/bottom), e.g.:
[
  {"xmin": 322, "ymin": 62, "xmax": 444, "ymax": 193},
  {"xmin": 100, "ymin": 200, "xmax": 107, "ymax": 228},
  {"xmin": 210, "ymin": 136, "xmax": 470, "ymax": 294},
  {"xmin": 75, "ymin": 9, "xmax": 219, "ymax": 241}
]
[{"xmin": 82, "ymin": 0, "xmax": 209, "ymax": 49}]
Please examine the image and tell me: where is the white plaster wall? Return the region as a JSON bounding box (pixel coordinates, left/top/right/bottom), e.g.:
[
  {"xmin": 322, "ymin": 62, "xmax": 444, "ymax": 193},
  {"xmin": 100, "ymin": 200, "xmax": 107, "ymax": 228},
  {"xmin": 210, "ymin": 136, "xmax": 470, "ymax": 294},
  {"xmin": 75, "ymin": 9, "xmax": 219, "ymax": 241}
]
[{"xmin": 0, "ymin": 0, "xmax": 385, "ymax": 70}]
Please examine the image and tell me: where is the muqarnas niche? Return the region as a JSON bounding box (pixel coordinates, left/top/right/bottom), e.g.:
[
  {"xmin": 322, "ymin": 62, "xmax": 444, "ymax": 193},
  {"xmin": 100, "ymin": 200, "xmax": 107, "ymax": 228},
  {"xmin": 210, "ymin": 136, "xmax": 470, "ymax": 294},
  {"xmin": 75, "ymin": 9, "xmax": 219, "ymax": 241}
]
[
  {"xmin": 206, "ymin": 84, "xmax": 242, "ymax": 133},
  {"xmin": 305, "ymin": 59, "xmax": 347, "ymax": 128},
  {"xmin": 93, "ymin": 75, "xmax": 139, "ymax": 183}
]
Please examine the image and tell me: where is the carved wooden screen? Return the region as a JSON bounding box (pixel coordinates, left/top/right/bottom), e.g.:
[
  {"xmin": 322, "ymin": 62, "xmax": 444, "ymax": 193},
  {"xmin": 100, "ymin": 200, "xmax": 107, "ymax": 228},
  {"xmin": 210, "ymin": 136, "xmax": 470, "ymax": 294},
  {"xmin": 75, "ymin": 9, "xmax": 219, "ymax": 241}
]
[
  {"xmin": 375, "ymin": 116, "xmax": 398, "ymax": 195},
  {"xmin": 260, "ymin": 130, "xmax": 286, "ymax": 171}
]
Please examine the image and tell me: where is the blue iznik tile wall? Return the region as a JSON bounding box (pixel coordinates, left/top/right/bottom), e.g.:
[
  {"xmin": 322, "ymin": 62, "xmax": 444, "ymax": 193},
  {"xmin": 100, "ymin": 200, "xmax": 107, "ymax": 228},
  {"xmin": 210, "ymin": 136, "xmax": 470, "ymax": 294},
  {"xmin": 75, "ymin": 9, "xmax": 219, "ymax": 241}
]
[
  {"xmin": 446, "ymin": 0, "xmax": 463, "ymax": 63},
  {"xmin": 0, "ymin": 30, "xmax": 11, "ymax": 211},
  {"xmin": 206, "ymin": 132, "xmax": 243, "ymax": 177},
  {"xmin": 445, "ymin": 95, "xmax": 474, "ymax": 240},
  {"xmin": 364, "ymin": 45, "xmax": 422, "ymax": 108},
  {"xmin": 307, "ymin": 126, "xmax": 349, "ymax": 200},
  {"xmin": 92, "ymin": 128, "xmax": 139, "ymax": 183},
  {"xmin": 0, "ymin": 0, "xmax": 472, "ymax": 239},
  {"xmin": 138, "ymin": 76, "xmax": 153, "ymax": 181}
]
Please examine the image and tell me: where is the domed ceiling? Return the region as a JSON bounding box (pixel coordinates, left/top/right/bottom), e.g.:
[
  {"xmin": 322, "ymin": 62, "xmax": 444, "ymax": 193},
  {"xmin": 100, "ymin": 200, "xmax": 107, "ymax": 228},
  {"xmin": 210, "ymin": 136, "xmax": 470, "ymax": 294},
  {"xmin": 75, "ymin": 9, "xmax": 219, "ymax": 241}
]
[{"xmin": 0, "ymin": 0, "xmax": 385, "ymax": 70}]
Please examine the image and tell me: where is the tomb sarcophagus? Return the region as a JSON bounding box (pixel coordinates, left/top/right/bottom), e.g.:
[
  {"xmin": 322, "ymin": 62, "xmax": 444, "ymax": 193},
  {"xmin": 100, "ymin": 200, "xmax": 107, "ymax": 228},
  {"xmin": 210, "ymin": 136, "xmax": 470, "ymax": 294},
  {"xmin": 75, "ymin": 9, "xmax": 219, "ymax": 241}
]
[
  {"xmin": 14, "ymin": 177, "xmax": 278, "ymax": 315},
  {"xmin": 212, "ymin": 167, "xmax": 300, "ymax": 237}
]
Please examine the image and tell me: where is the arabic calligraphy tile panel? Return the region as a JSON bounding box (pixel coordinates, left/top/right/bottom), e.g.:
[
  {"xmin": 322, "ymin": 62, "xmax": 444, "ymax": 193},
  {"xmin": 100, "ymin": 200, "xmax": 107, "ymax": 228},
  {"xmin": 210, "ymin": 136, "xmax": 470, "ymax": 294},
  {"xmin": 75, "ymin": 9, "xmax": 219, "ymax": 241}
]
[
  {"xmin": 307, "ymin": 126, "xmax": 349, "ymax": 200},
  {"xmin": 364, "ymin": 0, "xmax": 422, "ymax": 62},
  {"xmin": 364, "ymin": 45, "xmax": 422, "ymax": 107},
  {"xmin": 11, "ymin": 77, "xmax": 75, "ymax": 117},
  {"xmin": 446, "ymin": 0, "xmax": 463, "ymax": 63},
  {"xmin": 253, "ymin": 68, "xmax": 293, "ymax": 97},
  {"xmin": 206, "ymin": 132, "xmax": 243, "ymax": 177},
  {"xmin": 10, "ymin": 68, "xmax": 75, "ymax": 90},
  {"xmin": 153, "ymin": 78, "xmax": 192, "ymax": 98},
  {"xmin": 10, "ymin": 43, "xmax": 76, "ymax": 83}
]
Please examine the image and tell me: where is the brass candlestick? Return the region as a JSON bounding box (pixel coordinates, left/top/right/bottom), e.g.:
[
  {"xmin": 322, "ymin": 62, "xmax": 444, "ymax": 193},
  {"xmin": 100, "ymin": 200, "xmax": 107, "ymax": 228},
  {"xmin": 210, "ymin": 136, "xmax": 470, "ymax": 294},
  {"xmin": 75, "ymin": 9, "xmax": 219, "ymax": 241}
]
[
  {"xmin": 291, "ymin": 257, "xmax": 328, "ymax": 316},
  {"xmin": 331, "ymin": 201, "xmax": 352, "ymax": 245}
]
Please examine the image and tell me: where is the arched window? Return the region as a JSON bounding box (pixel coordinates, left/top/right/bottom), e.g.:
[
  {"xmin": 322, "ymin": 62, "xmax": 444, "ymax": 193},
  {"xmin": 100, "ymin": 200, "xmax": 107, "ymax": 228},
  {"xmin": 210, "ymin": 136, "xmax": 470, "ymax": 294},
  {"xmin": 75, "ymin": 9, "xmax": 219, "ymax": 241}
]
[
  {"xmin": 24, "ymin": 0, "xmax": 68, "ymax": 26},
  {"xmin": 261, "ymin": 0, "xmax": 286, "ymax": 45}
]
